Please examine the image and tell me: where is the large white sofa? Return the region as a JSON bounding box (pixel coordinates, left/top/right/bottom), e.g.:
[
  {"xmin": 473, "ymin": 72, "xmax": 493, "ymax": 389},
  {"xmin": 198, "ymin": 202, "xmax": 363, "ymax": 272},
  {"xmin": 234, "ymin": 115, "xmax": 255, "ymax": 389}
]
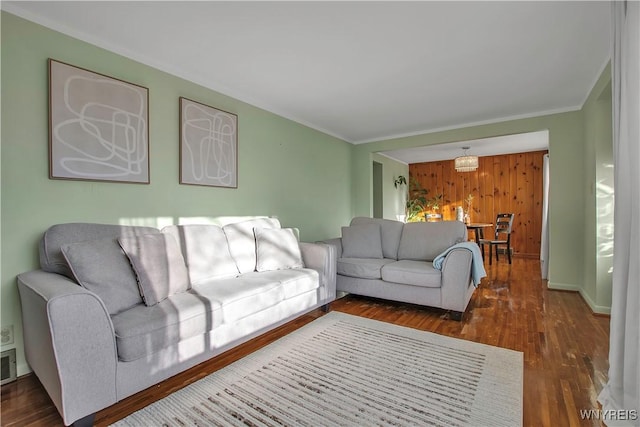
[
  {"xmin": 322, "ymin": 217, "xmax": 483, "ymax": 320},
  {"xmin": 17, "ymin": 218, "xmax": 336, "ymax": 426}
]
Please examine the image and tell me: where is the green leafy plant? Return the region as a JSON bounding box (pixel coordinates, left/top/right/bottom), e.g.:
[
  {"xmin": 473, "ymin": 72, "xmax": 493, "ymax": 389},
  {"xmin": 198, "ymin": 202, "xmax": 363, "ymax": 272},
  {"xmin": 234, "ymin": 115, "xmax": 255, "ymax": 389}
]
[
  {"xmin": 405, "ymin": 177, "xmax": 429, "ymax": 222},
  {"xmin": 393, "ymin": 175, "xmax": 407, "ymax": 188},
  {"xmin": 397, "ymin": 175, "xmax": 443, "ymax": 222},
  {"xmin": 426, "ymin": 194, "xmax": 443, "ymax": 212}
]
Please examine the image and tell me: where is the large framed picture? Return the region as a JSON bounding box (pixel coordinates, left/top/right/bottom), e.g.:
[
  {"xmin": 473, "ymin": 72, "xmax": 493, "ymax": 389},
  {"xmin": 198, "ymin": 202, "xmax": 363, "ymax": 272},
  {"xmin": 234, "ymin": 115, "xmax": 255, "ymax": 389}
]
[
  {"xmin": 180, "ymin": 97, "xmax": 238, "ymax": 188},
  {"xmin": 48, "ymin": 59, "xmax": 149, "ymax": 183}
]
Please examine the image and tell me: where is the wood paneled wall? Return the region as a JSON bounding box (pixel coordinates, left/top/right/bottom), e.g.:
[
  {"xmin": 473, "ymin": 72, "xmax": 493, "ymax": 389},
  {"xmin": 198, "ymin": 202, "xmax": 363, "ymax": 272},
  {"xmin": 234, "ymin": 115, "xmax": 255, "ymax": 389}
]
[{"xmin": 409, "ymin": 150, "xmax": 547, "ymax": 257}]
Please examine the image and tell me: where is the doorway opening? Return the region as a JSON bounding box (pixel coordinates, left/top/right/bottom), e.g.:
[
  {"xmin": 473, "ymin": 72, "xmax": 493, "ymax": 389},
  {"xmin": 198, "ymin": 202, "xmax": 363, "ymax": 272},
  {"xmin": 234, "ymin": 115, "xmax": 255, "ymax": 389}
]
[{"xmin": 372, "ymin": 161, "xmax": 383, "ymax": 219}]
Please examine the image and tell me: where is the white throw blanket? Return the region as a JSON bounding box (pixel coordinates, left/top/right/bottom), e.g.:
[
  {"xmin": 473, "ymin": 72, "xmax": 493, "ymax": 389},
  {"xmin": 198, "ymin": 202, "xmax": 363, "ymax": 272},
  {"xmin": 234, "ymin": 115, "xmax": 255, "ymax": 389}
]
[{"xmin": 433, "ymin": 241, "xmax": 487, "ymax": 286}]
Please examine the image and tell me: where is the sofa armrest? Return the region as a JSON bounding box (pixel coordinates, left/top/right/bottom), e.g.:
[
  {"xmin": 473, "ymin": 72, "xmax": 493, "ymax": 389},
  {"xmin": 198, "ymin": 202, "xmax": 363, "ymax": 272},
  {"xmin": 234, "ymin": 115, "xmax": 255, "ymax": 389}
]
[
  {"xmin": 299, "ymin": 242, "xmax": 336, "ymax": 304},
  {"xmin": 318, "ymin": 237, "xmax": 342, "ymax": 259},
  {"xmin": 17, "ymin": 270, "xmax": 118, "ymax": 426},
  {"xmin": 439, "ymin": 248, "xmax": 474, "ymax": 312}
]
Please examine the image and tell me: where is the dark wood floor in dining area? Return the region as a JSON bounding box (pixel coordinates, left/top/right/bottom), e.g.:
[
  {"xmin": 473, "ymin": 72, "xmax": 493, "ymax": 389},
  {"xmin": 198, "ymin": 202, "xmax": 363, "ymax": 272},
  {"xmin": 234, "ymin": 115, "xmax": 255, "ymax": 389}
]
[{"xmin": 1, "ymin": 257, "xmax": 610, "ymax": 427}]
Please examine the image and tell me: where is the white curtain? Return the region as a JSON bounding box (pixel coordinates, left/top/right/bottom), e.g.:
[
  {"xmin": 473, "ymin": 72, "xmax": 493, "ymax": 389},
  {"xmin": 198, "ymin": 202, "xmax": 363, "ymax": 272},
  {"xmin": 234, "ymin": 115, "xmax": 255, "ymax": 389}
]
[
  {"xmin": 540, "ymin": 154, "xmax": 550, "ymax": 279},
  {"xmin": 598, "ymin": 2, "xmax": 640, "ymax": 425}
]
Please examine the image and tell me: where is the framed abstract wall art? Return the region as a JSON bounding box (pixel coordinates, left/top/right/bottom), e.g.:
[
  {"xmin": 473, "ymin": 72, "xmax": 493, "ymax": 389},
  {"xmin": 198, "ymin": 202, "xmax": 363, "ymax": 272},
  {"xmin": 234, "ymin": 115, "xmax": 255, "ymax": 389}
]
[
  {"xmin": 180, "ymin": 97, "xmax": 238, "ymax": 188},
  {"xmin": 48, "ymin": 59, "xmax": 149, "ymax": 183}
]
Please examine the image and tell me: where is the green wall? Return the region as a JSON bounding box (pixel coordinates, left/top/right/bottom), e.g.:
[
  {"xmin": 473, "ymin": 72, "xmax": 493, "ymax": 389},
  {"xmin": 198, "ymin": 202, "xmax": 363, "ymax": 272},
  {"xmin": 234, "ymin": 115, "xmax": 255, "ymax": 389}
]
[
  {"xmin": 582, "ymin": 64, "xmax": 613, "ymax": 313},
  {"xmin": 1, "ymin": 12, "xmax": 353, "ymax": 375}
]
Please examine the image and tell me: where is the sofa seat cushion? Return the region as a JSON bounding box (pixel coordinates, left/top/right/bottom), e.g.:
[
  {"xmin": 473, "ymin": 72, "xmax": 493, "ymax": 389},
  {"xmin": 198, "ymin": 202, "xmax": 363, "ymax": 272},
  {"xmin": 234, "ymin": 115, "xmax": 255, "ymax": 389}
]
[
  {"xmin": 242, "ymin": 268, "xmax": 319, "ymax": 299},
  {"xmin": 112, "ymin": 275, "xmax": 284, "ymax": 361},
  {"xmin": 337, "ymin": 258, "xmax": 396, "ymax": 279},
  {"xmin": 381, "ymin": 260, "xmax": 442, "ymax": 288},
  {"xmin": 191, "ymin": 276, "xmax": 284, "ymax": 325},
  {"xmin": 112, "ymin": 291, "xmax": 222, "ymax": 362}
]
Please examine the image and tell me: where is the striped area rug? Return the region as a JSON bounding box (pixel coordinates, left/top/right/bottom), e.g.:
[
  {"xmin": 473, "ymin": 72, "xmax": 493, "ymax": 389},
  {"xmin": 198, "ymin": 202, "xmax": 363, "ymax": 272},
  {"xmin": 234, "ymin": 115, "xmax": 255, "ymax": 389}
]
[{"xmin": 112, "ymin": 312, "xmax": 522, "ymax": 427}]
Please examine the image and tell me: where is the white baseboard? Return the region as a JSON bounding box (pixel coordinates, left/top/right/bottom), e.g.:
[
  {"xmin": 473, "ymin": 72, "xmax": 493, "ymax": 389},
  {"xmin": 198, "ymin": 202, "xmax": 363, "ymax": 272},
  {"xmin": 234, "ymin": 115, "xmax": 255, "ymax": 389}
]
[
  {"xmin": 547, "ymin": 281, "xmax": 580, "ymax": 291},
  {"xmin": 17, "ymin": 362, "xmax": 31, "ymax": 378},
  {"xmin": 547, "ymin": 282, "xmax": 611, "ymax": 315},
  {"xmin": 578, "ymin": 289, "xmax": 611, "ymax": 315}
]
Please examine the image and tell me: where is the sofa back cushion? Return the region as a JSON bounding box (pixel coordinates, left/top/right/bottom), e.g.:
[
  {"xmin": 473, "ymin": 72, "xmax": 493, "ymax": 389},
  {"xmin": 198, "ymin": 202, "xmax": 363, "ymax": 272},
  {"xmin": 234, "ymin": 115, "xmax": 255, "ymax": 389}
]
[
  {"xmin": 222, "ymin": 217, "xmax": 282, "ymax": 274},
  {"xmin": 40, "ymin": 223, "xmax": 160, "ymax": 279},
  {"xmin": 397, "ymin": 221, "xmax": 467, "ymax": 261},
  {"xmin": 341, "ymin": 224, "xmax": 383, "ymax": 259},
  {"xmin": 162, "ymin": 224, "xmax": 239, "ymax": 284},
  {"xmin": 350, "ymin": 217, "xmax": 404, "ymax": 259}
]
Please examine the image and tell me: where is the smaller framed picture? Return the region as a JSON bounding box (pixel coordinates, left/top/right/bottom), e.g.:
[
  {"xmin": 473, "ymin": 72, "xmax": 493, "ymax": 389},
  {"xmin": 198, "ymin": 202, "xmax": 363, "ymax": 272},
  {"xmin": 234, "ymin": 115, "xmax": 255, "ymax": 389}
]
[
  {"xmin": 180, "ymin": 97, "xmax": 238, "ymax": 188},
  {"xmin": 48, "ymin": 59, "xmax": 149, "ymax": 183}
]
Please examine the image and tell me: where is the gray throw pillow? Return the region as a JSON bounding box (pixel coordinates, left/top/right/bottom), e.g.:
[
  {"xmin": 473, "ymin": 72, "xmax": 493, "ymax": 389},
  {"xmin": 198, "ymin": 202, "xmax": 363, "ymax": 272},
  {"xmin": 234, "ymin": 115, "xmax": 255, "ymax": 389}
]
[
  {"xmin": 254, "ymin": 227, "xmax": 304, "ymax": 272},
  {"xmin": 341, "ymin": 224, "xmax": 383, "ymax": 259},
  {"xmin": 61, "ymin": 237, "xmax": 143, "ymax": 315},
  {"xmin": 118, "ymin": 234, "xmax": 190, "ymax": 306}
]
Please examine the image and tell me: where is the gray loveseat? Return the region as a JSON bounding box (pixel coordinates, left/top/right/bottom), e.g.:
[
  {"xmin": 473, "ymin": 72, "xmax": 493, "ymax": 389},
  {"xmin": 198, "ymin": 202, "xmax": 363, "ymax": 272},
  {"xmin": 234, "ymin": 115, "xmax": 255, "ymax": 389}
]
[
  {"xmin": 323, "ymin": 217, "xmax": 481, "ymax": 320},
  {"xmin": 17, "ymin": 218, "xmax": 336, "ymax": 426}
]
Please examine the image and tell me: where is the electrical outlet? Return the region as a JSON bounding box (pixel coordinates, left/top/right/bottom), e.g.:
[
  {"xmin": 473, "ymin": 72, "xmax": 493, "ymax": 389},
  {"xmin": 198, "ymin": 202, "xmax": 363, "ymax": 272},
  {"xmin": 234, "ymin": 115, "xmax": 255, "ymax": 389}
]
[{"xmin": 1, "ymin": 325, "xmax": 14, "ymax": 346}]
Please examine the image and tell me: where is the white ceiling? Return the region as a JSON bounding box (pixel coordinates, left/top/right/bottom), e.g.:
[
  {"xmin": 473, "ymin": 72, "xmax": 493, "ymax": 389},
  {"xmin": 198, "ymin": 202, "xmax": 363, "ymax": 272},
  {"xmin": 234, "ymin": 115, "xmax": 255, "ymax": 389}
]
[
  {"xmin": 379, "ymin": 130, "xmax": 549, "ymax": 164},
  {"xmin": 4, "ymin": 1, "xmax": 610, "ymax": 151}
]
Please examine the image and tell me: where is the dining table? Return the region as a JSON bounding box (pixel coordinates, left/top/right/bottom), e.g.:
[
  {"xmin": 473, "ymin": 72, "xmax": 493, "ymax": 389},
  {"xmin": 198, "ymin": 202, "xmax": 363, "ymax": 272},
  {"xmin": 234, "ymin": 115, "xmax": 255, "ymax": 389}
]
[{"xmin": 466, "ymin": 223, "xmax": 493, "ymax": 244}]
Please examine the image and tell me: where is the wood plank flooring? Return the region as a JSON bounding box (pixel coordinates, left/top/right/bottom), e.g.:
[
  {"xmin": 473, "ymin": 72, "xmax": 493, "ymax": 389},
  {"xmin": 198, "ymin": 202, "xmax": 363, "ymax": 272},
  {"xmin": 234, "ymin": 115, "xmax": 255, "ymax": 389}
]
[{"xmin": 1, "ymin": 258, "xmax": 610, "ymax": 426}]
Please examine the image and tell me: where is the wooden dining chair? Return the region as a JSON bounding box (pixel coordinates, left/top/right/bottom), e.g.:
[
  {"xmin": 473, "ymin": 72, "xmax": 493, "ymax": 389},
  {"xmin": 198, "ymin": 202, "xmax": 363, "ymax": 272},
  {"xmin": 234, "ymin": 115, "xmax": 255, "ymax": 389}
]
[{"xmin": 479, "ymin": 213, "xmax": 515, "ymax": 265}]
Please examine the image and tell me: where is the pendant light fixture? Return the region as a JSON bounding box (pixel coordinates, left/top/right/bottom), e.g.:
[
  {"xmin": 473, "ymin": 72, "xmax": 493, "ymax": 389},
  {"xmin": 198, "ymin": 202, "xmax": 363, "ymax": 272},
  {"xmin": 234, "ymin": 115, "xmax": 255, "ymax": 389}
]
[{"xmin": 454, "ymin": 147, "xmax": 478, "ymax": 172}]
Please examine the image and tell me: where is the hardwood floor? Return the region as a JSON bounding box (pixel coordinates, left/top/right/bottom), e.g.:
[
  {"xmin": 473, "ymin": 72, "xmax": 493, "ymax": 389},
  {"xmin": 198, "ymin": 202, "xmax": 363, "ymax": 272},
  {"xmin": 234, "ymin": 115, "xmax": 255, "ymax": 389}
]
[{"xmin": 1, "ymin": 258, "xmax": 609, "ymax": 426}]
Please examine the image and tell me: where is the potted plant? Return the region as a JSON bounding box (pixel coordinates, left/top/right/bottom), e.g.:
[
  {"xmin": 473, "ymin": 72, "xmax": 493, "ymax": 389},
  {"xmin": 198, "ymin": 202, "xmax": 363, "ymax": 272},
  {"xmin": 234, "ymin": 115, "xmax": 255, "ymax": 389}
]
[
  {"xmin": 404, "ymin": 176, "xmax": 430, "ymax": 222},
  {"xmin": 422, "ymin": 194, "xmax": 442, "ymax": 221},
  {"xmin": 394, "ymin": 175, "xmax": 444, "ymax": 222}
]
